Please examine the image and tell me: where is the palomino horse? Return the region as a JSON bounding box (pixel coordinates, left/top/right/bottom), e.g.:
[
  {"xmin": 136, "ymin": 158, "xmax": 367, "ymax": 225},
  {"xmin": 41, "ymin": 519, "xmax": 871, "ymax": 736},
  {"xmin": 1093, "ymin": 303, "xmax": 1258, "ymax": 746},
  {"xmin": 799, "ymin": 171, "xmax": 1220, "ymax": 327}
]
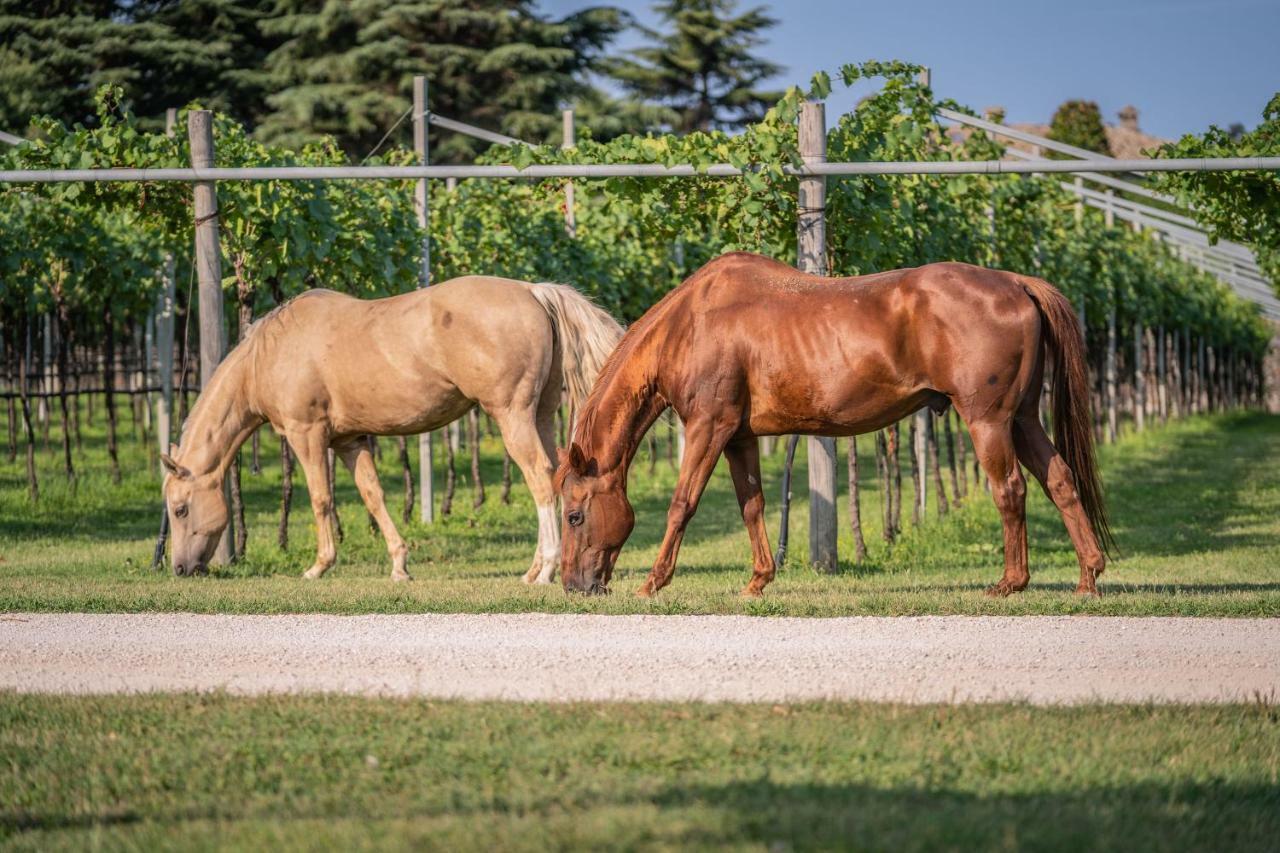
[
  {"xmin": 556, "ymin": 252, "xmax": 1113, "ymax": 598},
  {"xmin": 162, "ymin": 276, "xmax": 622, "ymax": 583}
]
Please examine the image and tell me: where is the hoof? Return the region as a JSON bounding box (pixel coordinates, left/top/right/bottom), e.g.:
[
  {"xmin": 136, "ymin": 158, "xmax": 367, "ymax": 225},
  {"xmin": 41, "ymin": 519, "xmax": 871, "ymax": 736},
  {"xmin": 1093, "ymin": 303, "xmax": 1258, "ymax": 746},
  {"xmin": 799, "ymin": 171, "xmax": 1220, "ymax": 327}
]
[
  {"xmin": 984, "ymin": 580, "xmax": 1027, "ymax": 598},
  {"xmin": 303, "ymin": 566, "xmax": 326, "ymax": 580},
  {"xmin": 635, "ymin": 584, "xmax": 654, "ymax": 599},
  {"xmin": 521, "ymin": 560, "xmax": 545, "ymax": 585},
  {"xmin": 1074, "ymin": 583, "xmax": 1102, "ymax": 598},
  {"xmin": 740, "ymin": 586, "xmax": 764, "ymax": 598},
  {"xmin": 391, "ymin": 571, "xmax": 413, "ymax": 583}
]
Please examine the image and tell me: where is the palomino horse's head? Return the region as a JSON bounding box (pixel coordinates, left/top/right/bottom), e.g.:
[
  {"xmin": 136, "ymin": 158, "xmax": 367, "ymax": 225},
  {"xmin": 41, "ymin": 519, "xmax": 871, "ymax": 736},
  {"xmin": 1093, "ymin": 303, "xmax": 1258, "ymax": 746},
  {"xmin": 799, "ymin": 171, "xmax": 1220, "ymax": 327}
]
[
  {"xmin": 161, "ymin": 446, "xmax": 228, "ymax": 577},
  {"xmin": 555, "ymin": 443, "xmax": 634, "ymax": 594}
]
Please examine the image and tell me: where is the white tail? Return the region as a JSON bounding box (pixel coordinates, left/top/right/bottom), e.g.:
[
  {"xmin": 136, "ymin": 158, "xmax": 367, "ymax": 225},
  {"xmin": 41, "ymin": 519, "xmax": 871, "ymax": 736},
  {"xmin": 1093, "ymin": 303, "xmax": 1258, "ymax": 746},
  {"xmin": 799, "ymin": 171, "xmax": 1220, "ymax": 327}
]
[{"xmin": 526, "ymin": 282, "xmax": 625, "ymax": 410}]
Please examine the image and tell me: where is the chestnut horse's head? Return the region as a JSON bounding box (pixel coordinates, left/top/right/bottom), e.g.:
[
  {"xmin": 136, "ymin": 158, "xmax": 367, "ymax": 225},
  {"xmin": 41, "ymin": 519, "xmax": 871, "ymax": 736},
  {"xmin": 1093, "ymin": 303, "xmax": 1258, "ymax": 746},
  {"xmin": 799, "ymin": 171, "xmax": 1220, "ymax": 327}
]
[
  {"xmin": 161, "ymin": 446, "xmax": 228, "ymax": 577},
  {"xmin": 555, "ymin": 443, "xmax": 634, "ymax": 594}
]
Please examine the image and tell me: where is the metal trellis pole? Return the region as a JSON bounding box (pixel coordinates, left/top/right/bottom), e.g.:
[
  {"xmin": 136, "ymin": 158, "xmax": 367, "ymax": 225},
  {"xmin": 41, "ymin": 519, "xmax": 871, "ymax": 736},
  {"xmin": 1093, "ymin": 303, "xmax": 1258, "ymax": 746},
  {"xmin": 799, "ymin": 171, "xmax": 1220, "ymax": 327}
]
[{"xmin": 414, "ymin": 75, "xmax": 436, "ymax": 524}]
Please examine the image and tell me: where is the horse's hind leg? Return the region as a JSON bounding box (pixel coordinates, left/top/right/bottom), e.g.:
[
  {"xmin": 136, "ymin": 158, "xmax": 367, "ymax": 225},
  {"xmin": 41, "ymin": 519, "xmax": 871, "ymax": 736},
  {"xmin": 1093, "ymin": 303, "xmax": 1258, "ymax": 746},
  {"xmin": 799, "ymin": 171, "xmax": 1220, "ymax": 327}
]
[
  {"xmin": 725, "ymin": 436, "xmax": 776, "ymax": 597},
  {"xmin": 1013, "ymin": 416, "xmax": 1106, "ymax": 596},
  {"xmin": 337, "ymin": 439, "xmax": 410, "ymax": 581},
  {"xmin": 291, "ymin": 428, "xmax": 339, "ymax": 579},
  {"xmin": 967, "ymin": 419, "xmax": 1030, "ymax": 597},
  {"xmin": 496, "ymin": 399, "xmax": 560, "ymax": 585}
]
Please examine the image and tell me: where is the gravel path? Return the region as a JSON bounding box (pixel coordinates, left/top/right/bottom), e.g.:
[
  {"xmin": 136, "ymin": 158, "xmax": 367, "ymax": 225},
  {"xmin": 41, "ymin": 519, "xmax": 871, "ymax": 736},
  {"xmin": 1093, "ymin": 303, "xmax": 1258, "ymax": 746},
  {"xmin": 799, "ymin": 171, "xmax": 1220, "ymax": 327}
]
[{"xmin": 2, "ymin": 613, "xmax": 1277, "ymax": 704}]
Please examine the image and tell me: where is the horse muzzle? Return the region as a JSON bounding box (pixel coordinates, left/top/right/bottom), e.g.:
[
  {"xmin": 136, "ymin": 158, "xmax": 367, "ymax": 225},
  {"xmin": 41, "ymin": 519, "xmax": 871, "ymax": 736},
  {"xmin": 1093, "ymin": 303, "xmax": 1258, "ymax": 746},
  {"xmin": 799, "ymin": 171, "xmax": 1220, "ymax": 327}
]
[{"xmin": 173, "ymin": 561, "xmax": 208, "ymax": 578}]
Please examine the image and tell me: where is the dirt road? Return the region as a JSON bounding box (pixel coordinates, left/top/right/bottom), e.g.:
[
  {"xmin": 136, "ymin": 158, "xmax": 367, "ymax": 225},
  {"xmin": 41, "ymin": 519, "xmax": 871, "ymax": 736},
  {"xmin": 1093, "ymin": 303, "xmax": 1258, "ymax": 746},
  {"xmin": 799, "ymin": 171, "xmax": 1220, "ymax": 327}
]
[{"xmin": 2, "ymin": 613, "xmax": 1276, "ymax": 704}]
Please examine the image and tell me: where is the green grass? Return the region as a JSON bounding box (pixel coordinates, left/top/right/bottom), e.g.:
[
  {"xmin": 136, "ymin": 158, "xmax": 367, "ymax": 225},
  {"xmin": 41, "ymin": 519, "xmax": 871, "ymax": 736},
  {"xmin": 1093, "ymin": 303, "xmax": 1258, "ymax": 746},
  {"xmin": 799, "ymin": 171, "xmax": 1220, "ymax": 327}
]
[
  {"xmin": 3, "ymin": 406, "xmax": 1280, "ymax": 616},
  {"xmin": 2, "ymin": 693, "xmax": 1278, "ymax": 851}
]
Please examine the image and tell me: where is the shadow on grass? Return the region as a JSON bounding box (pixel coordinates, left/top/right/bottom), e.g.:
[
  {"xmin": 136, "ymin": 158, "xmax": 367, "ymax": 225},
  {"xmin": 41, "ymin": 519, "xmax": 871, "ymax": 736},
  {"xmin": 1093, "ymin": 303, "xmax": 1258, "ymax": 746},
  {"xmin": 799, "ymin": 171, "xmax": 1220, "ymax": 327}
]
[
  {"xmin": 1085, "ymin": 412, "xmax": 1280, "ymax": 559},
  {"xmin": 645, "ymin": 778, "xmax": 1280, "ymax": 850},
  {"xmin": 5, "ymin": 779, "xmax": 1277, "ymax": 850}
]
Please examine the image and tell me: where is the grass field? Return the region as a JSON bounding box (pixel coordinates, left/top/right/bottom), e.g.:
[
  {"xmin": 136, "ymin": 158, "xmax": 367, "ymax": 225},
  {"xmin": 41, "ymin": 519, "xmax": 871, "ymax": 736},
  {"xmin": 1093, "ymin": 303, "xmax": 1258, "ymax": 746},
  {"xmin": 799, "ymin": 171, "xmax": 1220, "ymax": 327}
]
[
  {"xmin": 2, "ymin": 693, "xmax": 1278, "ymax": 850},
  {"xmin": 2, "ymin": 408, "xmax": 1279, "ymax": 616}
]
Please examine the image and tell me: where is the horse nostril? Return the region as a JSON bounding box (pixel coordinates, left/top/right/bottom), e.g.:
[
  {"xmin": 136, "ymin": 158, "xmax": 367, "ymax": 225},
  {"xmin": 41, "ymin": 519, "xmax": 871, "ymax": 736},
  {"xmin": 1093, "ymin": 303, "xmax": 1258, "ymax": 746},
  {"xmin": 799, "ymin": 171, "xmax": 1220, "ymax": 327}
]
[{"xmin": 175, "ymin": 563, "xmax": 186, "ymax": 576}]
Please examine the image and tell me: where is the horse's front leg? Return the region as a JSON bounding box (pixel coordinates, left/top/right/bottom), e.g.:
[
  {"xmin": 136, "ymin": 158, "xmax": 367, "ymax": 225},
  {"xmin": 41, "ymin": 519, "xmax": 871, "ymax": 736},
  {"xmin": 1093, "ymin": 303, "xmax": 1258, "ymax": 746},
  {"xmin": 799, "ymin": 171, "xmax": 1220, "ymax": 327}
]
[
  {"xmin": 638, "ymin": 417, "xmax": 733, "ymax": 597},
  {"xmin": 338, "ymin": 438, "xmax": 411, "ymax": 581},
  {"xmin": 290, "ymin": 429, "xmax": 339, "ymax": 579}
]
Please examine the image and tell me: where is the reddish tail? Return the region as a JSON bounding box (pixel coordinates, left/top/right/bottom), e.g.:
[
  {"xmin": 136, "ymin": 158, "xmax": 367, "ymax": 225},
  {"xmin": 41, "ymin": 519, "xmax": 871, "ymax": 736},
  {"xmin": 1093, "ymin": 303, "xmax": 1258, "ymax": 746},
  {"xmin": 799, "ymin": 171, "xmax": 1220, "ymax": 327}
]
[{"xmin": 1021, "ymin": 277, "xmax": 1116, "ymax": 556}]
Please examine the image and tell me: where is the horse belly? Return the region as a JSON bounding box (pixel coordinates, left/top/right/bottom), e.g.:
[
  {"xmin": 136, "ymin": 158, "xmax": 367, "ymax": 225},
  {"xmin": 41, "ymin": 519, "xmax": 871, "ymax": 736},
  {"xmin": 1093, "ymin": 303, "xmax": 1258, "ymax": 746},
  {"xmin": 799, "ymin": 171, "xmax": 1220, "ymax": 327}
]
[
  {"xmin": 743, "ymin": 372, "xmax": 934, "ymax": 438},
  {"xmin": 325, "ymin": 370, "xmax": 471, "ymax": 437}
]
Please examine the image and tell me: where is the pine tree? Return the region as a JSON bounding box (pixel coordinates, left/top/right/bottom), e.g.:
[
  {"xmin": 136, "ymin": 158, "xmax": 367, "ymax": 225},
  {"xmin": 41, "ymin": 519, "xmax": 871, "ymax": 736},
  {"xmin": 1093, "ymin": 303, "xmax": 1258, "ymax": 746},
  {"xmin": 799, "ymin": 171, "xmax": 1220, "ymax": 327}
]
[
  {"xmin": 133, "ymin": 0, "xmax": 282, "ymax": 128},
  {"xmin": 606, "ymin": 0, "xmax": 782, "ymax": 134},
  {"xmin": 0, "ymin": 0, "xmax": 277, "ymax": 134},
  {"xmin": 257, "ymin": 0, "xmax": 627, "ymax": 161},
  {"xmin": 1047, "ymin": 99, "xmax": 1112, "ymax": 157},
  {"xmin": 564, "ymin": 87, "xmax": 678, "ymax": 143}
]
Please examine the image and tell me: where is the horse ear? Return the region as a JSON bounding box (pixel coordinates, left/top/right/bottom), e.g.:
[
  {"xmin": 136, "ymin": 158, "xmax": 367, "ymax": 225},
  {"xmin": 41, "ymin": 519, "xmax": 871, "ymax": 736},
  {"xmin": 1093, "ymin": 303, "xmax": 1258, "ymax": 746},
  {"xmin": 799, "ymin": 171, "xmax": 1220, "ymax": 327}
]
[
  {"xmin": 568, "ymin": 443, "xmax": 587, "ymax": 474},
  {"xmin": 160, "ymin": 454, "xmax": 190, "ymax": 479}
]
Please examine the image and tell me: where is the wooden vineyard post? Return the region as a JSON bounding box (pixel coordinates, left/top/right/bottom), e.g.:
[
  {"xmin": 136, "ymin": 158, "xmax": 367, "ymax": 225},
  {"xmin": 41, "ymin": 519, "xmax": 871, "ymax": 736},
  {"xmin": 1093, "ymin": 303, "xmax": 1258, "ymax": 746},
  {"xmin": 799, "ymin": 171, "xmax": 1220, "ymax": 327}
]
[
  {"xmin": 414, "ymin": 75, "xmax": 435, "ymax": 523},
  {"xmin": 155, "ymin": 107, "xmax": 177, "ymax": 472},
  {"xmin": 188, "ymin": 109, "xmax": 232, "ymax": 566},
  {"xmin": 563, "ymin": 109, "xmax": 576, "ymax": 238},
  {"xmin": 1134, "ymin": 320, "xmax": 1146, "ymax": 431},
  {"xmin": 1104, "ymin": 191, "xmax": 1118, "ymax": 443},
  {"xmin": 561, "ymin": 108, "xmax": 577, "ymax": 460},
  {"xmin": 1074, "ymin": 177, "xmax": 1087, "ymax": 343},
  {"xmin": 797, "ymin": 100, "xmax": 837, "ymax": 573}
]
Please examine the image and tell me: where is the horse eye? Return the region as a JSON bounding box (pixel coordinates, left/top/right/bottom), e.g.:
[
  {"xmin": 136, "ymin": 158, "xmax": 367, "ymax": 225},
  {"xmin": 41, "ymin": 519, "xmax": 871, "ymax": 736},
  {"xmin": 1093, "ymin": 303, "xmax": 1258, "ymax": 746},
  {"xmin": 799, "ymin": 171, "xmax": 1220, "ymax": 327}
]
[
  {"xmin": 175, "ymin": 504, "xmax": 188, "ymax": 519},
  {"xmin": 567, "ymin": 509, "xmax": 584, "ymax": 527}
]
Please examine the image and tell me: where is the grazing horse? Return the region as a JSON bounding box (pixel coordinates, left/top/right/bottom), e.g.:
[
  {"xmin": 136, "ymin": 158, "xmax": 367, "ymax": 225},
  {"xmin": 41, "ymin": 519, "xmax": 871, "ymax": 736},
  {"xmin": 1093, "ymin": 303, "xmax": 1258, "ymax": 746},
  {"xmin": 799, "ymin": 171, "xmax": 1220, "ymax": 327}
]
[
  {"xmin": 555, "ymin": 252, "xmax": 1113, "ymax": 598},
  {"xmin": 162, "ymin": 276, "xmax": 623, "ymax": 583}
]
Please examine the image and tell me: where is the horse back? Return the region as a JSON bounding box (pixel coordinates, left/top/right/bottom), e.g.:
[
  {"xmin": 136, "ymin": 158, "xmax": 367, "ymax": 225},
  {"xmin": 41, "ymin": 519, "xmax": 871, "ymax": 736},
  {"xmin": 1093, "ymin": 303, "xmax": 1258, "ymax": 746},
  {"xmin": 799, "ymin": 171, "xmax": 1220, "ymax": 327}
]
[
  {"xmin": 657, "ymin": 255, "xmax": 1043, "ymax": 435},
  {"xmin": 246, "ymin": 279, "xmax": 558, "ymax": 435}
]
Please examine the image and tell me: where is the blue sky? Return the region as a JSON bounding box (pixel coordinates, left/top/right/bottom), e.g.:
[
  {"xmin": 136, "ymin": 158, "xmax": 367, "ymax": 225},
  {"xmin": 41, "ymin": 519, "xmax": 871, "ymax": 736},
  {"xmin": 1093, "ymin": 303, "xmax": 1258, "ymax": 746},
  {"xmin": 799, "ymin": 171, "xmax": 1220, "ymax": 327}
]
[{"xmin": 539, "ymin": 0, "xmax": 1279, "ymax": 140}]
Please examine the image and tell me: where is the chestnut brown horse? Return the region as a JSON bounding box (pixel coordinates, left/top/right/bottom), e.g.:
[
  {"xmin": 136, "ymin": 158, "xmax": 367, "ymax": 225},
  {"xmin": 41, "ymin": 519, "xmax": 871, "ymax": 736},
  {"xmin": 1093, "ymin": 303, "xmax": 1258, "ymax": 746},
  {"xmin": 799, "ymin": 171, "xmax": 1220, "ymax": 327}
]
[{"xmin": 555, "ymin": 252, "xmax": 1112, "ymax": 598}]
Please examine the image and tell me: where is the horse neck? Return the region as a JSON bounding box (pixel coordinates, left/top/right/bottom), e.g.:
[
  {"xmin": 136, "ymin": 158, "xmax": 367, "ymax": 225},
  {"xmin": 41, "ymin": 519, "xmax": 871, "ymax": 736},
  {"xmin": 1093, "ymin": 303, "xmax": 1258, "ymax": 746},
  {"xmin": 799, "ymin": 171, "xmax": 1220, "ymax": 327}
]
[
  {"xmin": 177, "ymin": 350, "xmax": 264, "ymax": 480},
  {"xmin": 577, "ymin": 355, "xmax": 666, "ymax": 485}
]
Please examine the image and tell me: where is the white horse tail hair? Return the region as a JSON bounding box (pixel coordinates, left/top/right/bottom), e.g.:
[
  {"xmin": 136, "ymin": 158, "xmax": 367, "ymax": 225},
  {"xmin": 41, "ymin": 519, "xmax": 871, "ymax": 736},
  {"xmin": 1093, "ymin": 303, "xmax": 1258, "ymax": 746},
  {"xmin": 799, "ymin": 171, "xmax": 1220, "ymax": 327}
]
[{"xmin": 525, "ymin": 282, "xmax": 625, "ymax": 411}]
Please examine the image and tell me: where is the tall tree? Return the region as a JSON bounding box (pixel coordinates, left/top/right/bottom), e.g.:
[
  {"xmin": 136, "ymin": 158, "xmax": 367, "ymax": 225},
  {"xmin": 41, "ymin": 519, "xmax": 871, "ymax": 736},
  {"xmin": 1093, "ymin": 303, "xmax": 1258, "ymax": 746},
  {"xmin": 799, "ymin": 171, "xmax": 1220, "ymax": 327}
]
[
  {"xmin": 257, "ymin": 0, "xmax": 627, "ymax": 161},
  {"xmin": 563, "ymin": 86, "xmax": 678, "ymax": 143},
  {"xmin": 606, "ymin": 0, "xmax": 782, "ymax": 134},
  {"xmin": 0, "ymin": 0, "xmax": 278, "ymax": 134},
  {"xmin": 1046, "ymin": 99, "xmax": 1112, "ymax": 157},
  {"xmin": 1153, "ymin": 93, "xmax": 1280, "ymax": 292}
]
